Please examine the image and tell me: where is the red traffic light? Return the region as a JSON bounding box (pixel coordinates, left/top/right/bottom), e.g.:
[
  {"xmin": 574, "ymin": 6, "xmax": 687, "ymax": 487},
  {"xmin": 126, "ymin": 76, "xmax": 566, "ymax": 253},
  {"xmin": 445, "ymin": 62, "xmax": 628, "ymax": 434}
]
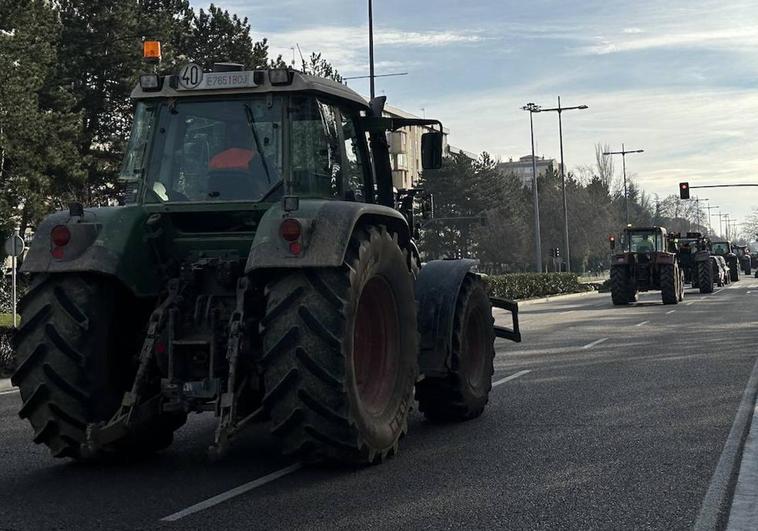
[{"xmin": 679, "ymin": 182, "xmax": 690, "ymax": 199}]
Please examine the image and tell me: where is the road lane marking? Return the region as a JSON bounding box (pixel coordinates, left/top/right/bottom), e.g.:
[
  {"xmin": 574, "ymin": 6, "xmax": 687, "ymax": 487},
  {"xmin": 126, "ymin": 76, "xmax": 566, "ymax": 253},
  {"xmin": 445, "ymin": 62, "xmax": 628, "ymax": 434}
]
[
  {"xmin": 492, "ymin": 370, "xmax": 532, "ymax": 388},
  {"xmin": 685, "ymin": 301, "xmax": 694, "ymax": 306},
  {"xmin": 0, "ymin": 388, "xmax": 19, "ymax": 396},
  {"xmin": 582, "ymin": 337, "xmax": 609, "ymax": 350},
  {"xmin": 666, "ymin": 310, "xmax": 676, "ymax": 315},
  {"xmin": 695, "ymin": 357, "xmax": 758, "ymax": 531},
  {"xmin": 635, "ymin": 320, "xmax": 650, "ymax": 327},
  {"xmin": 160, "ymin": 463, "xmax": 303, "ymax": 522}
]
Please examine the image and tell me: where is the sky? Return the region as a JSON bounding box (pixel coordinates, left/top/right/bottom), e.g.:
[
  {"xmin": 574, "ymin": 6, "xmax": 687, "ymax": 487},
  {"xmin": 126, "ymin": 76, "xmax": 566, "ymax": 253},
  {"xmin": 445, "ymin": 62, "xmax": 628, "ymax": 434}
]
[{"xmin": 193, "ymin": 0, "xmax": 758, "ymax": 234}]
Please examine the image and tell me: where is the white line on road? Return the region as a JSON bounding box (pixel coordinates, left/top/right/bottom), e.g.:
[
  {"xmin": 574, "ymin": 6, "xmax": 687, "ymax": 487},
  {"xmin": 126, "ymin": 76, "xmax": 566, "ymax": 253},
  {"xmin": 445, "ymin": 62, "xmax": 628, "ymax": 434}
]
[
  {"xmin": 635, "ymin": 320, "xmax": 650, "ymax": 327},
  {"xmin": 666, "ymin": 310, "xmax": 676, "ymax": 315},
  {"xmin": 0, "ymin": 388, "xmax": 19, "ymax": 396},
  {"xmin": 582, "ymin": 337, "xmax": 609, "ymax": 350},
  {"xmin": 685, "ymin": 302, "xmax": 694, "ymax": 306},
  {"xmin": 160, "ymin": 463, "xmax": 303, "ymax": 522},
  {"xmin": 492, "ymin": 370, "xmax": 532, "ymax": 388}
]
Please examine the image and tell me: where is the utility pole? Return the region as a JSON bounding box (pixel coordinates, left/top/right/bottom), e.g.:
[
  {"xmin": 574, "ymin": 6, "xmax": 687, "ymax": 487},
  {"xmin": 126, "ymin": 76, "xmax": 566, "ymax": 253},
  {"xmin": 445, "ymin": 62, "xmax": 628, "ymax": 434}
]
[
  {"xmin": 368, "ymin": 0, "xmax": 375, "ymax": 99},
  {"xmin": 704, "ymin": 200, "xmax": 719, "ymax": 236},
  {"xmin": 522, "ymin": 103, "xmax": 543, "ymax": 272},
  {"xmin": 537, "ymin": 97, "xmax": 588, "ymax": 272},
  {"xmin": 603, "ymin": 144, "xmax": 644, "ymax": 225}
]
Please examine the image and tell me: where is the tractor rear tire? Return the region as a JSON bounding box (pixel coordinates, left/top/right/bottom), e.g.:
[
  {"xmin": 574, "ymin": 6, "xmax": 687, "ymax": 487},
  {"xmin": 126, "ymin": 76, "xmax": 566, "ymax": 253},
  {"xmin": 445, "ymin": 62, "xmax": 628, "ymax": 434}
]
[
  {"xmin": 729, "ymin": 259, "xmax": 740, "ymax": 282},
  {"xmin": 261, "ymin": 225, "xmax": 418, "ymax": 465},
  {"xmin": 610, "ymin": 266, "xmax": 634, "ymax": 305},
  {"xmin": 698, "ymin": 261, "xmax": 714, "ymax": 294},
  {"xmin": 415, "ymin": 275, "xmax": 495, "ymax": 422},
  {"xmin": 11, "ymin": 274, "xmax": 184, "ymax": 459},
  {"xmin": 661, "ymin": 264, "xmax": 679, "ymax": 305}
]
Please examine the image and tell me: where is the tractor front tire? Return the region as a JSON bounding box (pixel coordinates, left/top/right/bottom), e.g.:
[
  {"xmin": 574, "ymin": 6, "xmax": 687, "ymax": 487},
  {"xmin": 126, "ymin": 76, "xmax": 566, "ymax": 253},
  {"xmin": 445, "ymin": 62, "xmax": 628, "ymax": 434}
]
[
  {"xmin": 661, "ymin": 263, "xmax": 679, "ymax": 305},
  {"xmin": 11, "ymin": 274, "xmax": 183, "ymax": 459},
  {"xmin": 415, "ymin": 275, "xmax": 495, "ymax": 422},
  {"xmin": 261, "ymin": 225, "xmax": 418, "ymax": 465},
  {"xmin": 610, "ymin": 266, "xmax": 634, "ymax": 305},
  {"xmin": 698, "ymin": 261, "xmax": 714, "ymax": 294}
]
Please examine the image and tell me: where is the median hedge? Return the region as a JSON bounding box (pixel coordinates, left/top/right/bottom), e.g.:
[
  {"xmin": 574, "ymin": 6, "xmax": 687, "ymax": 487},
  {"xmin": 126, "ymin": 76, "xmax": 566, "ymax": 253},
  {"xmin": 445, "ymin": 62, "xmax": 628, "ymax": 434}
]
[{"xmin": 484, "ymin": 272, "xmax": 593, "ymax": 300}]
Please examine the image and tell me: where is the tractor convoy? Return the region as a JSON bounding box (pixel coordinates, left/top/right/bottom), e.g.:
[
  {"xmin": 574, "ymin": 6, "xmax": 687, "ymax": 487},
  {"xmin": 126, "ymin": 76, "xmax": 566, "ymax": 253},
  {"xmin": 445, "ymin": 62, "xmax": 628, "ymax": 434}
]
[
  {"xmin": 7, "ymin": 56, "xmax": 753, "ymax": 466},
  {"xmin": 11, "ymin": 63, "xmax": 524, "ymax": 464}
]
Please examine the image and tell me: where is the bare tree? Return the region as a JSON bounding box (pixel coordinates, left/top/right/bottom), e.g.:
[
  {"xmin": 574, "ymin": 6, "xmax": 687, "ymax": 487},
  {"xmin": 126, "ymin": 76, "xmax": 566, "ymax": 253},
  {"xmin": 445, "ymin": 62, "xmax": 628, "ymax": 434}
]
[{"xmin": 595, "ymin": 143, "xmax": 615, "ymax": 190}]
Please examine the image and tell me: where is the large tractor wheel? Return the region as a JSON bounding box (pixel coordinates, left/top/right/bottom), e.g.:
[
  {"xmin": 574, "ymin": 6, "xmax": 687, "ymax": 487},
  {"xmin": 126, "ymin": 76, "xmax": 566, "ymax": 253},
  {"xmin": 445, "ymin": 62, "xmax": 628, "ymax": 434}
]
[
  {"xmin": 610, "ymin": 266, "xmax": 635, "ymax": 305},
  {"xmin": 261, "ymin": 225, "xmax": 418, "ymax": 465},
  {"xmin": 415, "ymin": 275, "xmax": 495, "ymax": 422},
  {"xmin": 698, "ymin": 261, "xmax": 714, "ymax": 294},
  {"xmin": 11, "ymin": 274, "xmax": 184, "ymax": 459},
  {"xmin": 729, "ymin": 258, "xmax": 740, "ymax": 282},
  {"xmin": 661, "ymin": 263, "xmax": 679, "ymax": 305}
]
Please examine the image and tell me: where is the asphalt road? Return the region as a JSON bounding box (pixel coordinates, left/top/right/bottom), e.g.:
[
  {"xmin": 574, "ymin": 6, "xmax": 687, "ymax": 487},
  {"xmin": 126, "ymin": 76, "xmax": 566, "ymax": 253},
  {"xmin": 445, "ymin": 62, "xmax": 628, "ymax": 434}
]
[{"xmin": 1, "ymin": 277, "xmax": 757, "ymax": 530}]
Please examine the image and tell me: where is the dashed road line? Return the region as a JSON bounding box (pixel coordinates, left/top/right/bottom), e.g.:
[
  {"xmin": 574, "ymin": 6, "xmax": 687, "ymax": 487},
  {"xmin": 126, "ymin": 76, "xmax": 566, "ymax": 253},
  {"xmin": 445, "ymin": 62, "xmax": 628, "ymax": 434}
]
[
  {"xmin": 582, "ymin": 337, "xmax": 609, "ymax": 350},
  {"xmin": 635, "ymin": 320, "xmax": 650, "ymax": 327},
  {"xmin": 492, "ymin": 370, "xmax": 532, "ymax": 388},
  {"xmin": 160, "ymin": 463, "xmax": 303, "ymax": 522},
  {"xmin": 666, "ymin": 310, "xmax": 676, "ymax": 315},
  {"xmin": 685, "ymin": 301, "xmax": 695, "ymax": 306},
  {"xmin": 0, "ymin": 388, "xmax": 19, "ymax": 396}
]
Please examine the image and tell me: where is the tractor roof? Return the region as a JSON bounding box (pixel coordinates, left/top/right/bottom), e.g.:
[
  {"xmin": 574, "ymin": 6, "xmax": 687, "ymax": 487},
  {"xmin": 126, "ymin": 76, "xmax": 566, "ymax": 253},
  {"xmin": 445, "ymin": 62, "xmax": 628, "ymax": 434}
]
[
  {"xmin": 130, "ymin": 68, "xmax": 369, "ymax": 110},
  {"xmin": 625, "ymin": 226, "xmax": 667, "ymax": 237}
]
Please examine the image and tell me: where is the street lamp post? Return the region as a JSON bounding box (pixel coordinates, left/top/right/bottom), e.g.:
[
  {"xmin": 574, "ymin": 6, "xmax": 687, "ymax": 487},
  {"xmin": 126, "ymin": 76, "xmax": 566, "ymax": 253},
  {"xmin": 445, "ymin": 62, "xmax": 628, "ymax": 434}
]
[
  {"xmin": 522, "ymin": 103, "xmax": 543, "ymax": 272},
  {"xmin": 368, "ymin": 0, "xmax": 375, "ymax": 99},
  {"xmin": 537, "ymin": 97, "xmax": 588, "ymax": 272},
  {"xmin": 603, "ymin": 144, "xmax": 644, "ymax": 225},
  {"xmin": 704, "ymin": 200, "xmax": 719, "ymax": 236}
]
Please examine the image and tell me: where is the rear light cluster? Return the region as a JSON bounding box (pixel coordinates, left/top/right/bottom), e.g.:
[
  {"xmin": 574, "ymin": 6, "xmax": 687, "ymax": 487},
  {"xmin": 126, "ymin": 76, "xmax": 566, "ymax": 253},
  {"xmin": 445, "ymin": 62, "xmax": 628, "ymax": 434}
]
[
  {"xmin": 50, "ymin": 225, "xmax": 71, "ymax": 259},
  {"xmin": 280, "ymin": 218, "xmax": 303, "ymax": 255}
]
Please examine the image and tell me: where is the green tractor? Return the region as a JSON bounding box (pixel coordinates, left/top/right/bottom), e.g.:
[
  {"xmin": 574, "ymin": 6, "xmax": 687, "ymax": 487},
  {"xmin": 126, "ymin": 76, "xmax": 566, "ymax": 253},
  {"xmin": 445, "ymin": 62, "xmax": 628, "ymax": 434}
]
[
  {"xmin": 609, "ymin": 226, "xmax": 684, "ymax": 305},
  {"xmin": 11, "ymin": 64, "xmax": 521, "ymax": 463},
  {"xmin": 733, "ymin": 244, "xmax": 751, "ymax": 276},
  {"xmin": 711, "ymin": 240, "xmax": 739, "ymax": 282}
]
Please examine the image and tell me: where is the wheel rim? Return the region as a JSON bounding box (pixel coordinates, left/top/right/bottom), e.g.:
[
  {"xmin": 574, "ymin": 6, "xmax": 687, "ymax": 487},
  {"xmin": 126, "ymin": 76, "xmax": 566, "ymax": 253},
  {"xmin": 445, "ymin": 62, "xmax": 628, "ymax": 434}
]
[
  {"xmin": 461, "ymin": 306, "xmax": 488, "ymax": 391},
  {"xmin": 353, "ymin": 276, "xmax": 400, "ymax": 417}
]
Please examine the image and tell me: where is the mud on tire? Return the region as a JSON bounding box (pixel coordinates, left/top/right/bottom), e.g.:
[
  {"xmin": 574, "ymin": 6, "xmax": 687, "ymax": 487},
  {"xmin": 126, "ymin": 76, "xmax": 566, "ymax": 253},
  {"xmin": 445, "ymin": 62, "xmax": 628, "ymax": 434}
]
[
  {"xmin": 260, "ymin": 225, "xmax": 418, "ymax": 465},
  {"xmin": 11, "ymin": 274, "xmax": 183, "ymax": 459},
  {"xmin": 415, "ymin": 275, "xmax": 495, "ymax": 422}
]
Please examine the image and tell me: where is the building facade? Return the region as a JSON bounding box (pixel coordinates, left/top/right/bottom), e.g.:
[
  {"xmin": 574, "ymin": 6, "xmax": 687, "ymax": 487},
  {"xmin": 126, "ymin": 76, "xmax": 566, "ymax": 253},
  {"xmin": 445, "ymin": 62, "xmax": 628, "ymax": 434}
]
[{"xmin": 496, "ymin": 155, "xmax": 561, "ymax": 187}]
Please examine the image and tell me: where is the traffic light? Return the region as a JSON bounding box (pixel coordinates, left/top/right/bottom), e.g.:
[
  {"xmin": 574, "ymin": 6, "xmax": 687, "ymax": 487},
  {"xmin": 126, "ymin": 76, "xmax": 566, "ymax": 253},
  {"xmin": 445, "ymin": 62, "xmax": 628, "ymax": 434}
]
[
  {"xmin": 555, "ymin": 247, "xmax": 560, "ymax": 258},
  {"xmin": 679, "ymin": 182, "xmax": 690, "ymax": 199},
  {"xmin": 609, "ymin": 235, "xmax": 616, "ymax": 250}
]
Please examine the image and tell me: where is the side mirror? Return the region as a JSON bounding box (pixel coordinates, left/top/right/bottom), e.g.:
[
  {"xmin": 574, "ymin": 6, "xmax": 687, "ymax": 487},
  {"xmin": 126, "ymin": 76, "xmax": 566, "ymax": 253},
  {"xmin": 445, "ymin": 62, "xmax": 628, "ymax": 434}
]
[{"xmin": 421, "ymin": 132, "xmax": 443, "ymax": 170}]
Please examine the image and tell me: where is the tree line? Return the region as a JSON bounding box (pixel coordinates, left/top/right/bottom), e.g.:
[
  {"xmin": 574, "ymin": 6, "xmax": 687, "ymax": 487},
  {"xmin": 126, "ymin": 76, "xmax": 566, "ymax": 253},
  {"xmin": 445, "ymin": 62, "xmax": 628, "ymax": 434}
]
[
  {"xmin": 0, "ymin": 0, "xmax": 338, "ymax": 240},
  {"xmin": 417, "ymin": 144, "xmax": 714, "ymax": 273}
]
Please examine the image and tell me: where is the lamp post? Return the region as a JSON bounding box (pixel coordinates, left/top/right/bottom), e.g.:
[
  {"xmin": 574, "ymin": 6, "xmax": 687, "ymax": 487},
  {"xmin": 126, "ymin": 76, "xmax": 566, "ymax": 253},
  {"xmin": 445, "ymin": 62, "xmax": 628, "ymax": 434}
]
[
  {"xmin": 522, "ymin": 103, "xmax": 543, "ymax": 272},
  {"xmin": 368, "ymin": 0, "xmax": 375, "ymax": 99},
  {"xmin": 603, "ymin": 144, "xmax": 644, "ymax": 225},
  {"xmin": 537, "ymin": 97, "xmax": 588, "ymax": 272}
]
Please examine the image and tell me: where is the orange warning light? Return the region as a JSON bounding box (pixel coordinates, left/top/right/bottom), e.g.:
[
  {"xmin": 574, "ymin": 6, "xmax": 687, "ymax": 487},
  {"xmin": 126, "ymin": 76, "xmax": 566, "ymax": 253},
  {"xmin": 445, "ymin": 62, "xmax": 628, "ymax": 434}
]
[{"xmin": 143, "ymin": 41, "xmax": 161, "ymax": 62}]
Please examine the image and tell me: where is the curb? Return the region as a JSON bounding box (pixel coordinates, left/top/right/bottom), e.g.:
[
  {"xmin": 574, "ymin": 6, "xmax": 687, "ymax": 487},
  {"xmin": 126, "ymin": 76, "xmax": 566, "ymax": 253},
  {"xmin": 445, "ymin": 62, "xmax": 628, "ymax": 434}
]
[
  {"xmin": 517, "ymin": 289, "xmax": 601, "ymax": 306},
  {"xmin": 0, "ymin": 378, "xmax": 13, "ymax": 391},
  {"xmin": 694, "ymin": 357, "xmax": 758, "ymax": 531}
]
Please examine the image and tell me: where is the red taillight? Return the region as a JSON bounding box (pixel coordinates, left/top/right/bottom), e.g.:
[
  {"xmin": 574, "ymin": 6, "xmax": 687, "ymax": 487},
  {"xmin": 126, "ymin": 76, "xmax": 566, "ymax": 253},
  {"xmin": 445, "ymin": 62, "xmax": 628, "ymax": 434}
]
[
  {"xmin": 289, "ymin": 241, "xmax": 302, "ymax": 255},
  {"xmin": 280, "ymin": 219, "xmax": 302, "ymax": 242},
  {"xmin": 51, "ymin": 225, "xmax": 71, "ymax": 247}
]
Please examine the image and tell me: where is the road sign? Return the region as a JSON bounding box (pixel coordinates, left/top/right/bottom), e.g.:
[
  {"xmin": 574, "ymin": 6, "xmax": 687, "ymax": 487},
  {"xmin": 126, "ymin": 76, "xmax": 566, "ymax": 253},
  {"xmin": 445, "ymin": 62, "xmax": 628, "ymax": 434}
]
[
  {"xmin": 177, "ymin": 63, "xmax": 203, "ymax": 89},
  {"xmin": 4, "ymin": 234, "xmax": 24, "ymax": 257}
]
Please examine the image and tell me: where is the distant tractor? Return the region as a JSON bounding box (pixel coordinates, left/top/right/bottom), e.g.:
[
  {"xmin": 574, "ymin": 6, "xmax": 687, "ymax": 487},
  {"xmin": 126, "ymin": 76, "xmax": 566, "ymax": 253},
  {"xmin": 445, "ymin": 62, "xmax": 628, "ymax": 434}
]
[
  {"xmin": 711, "ymin": 240, "xmax": 739, "ymax": 282},
  {"xmin": 668, "ymin": 232, "xmax": 710, "ymax": 289},
  {"xmin": 11, "ymin": 59, "xmax": 522, "ymax": 463},
  {"xmin": 733, "ymin": 245, "xmax": 751, "ymax": 275},
  {"xmin": 610, "ymin": 226, "xmax": 684, "ymax": 305}
]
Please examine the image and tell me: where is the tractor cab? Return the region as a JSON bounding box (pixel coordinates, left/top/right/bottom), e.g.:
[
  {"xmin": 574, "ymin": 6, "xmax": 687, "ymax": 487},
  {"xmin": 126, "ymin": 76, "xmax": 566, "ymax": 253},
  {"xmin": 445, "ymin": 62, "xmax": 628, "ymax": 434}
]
[{"xmin": 620, "ymin": 226, "xmax": 667, "ymax": 255}]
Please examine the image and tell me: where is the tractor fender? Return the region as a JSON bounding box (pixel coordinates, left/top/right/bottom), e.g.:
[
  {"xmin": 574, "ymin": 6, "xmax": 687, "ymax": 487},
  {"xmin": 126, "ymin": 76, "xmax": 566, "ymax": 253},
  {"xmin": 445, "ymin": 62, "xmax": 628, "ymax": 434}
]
[
  {"xmin": 694, "ymin": 250, "xmax": 711, "ymax": 263},
  {"xmin": 415, "ymin": 259, "xmax": 479, "ymax": 378},
  {"xmin": 246, "ymin": 199, "xmax": 410, "ymax": 272},
  {"xmin": 20, "ymin": 206, "xmax": 161, "ymax": 297}
]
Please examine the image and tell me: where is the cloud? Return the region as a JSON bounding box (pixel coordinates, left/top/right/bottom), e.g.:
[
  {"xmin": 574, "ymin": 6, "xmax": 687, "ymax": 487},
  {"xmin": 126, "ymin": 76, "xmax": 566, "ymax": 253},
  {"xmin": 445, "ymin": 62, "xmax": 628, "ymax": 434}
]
[{"xmin": 576, "ymin": 26, "xmax": 758, "ymax": 55}]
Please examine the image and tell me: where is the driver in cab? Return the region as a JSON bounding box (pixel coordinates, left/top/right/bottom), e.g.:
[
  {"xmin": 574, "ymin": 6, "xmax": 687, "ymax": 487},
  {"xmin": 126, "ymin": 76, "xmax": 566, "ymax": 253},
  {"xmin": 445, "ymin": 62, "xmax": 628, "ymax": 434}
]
[
  {"xmin": 637, "ymin": 234, "xmax": 655, "ymax": 253},
  {"xmin": 206, "ymin": 120, "xmax": 272, "ymax": 200}
]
